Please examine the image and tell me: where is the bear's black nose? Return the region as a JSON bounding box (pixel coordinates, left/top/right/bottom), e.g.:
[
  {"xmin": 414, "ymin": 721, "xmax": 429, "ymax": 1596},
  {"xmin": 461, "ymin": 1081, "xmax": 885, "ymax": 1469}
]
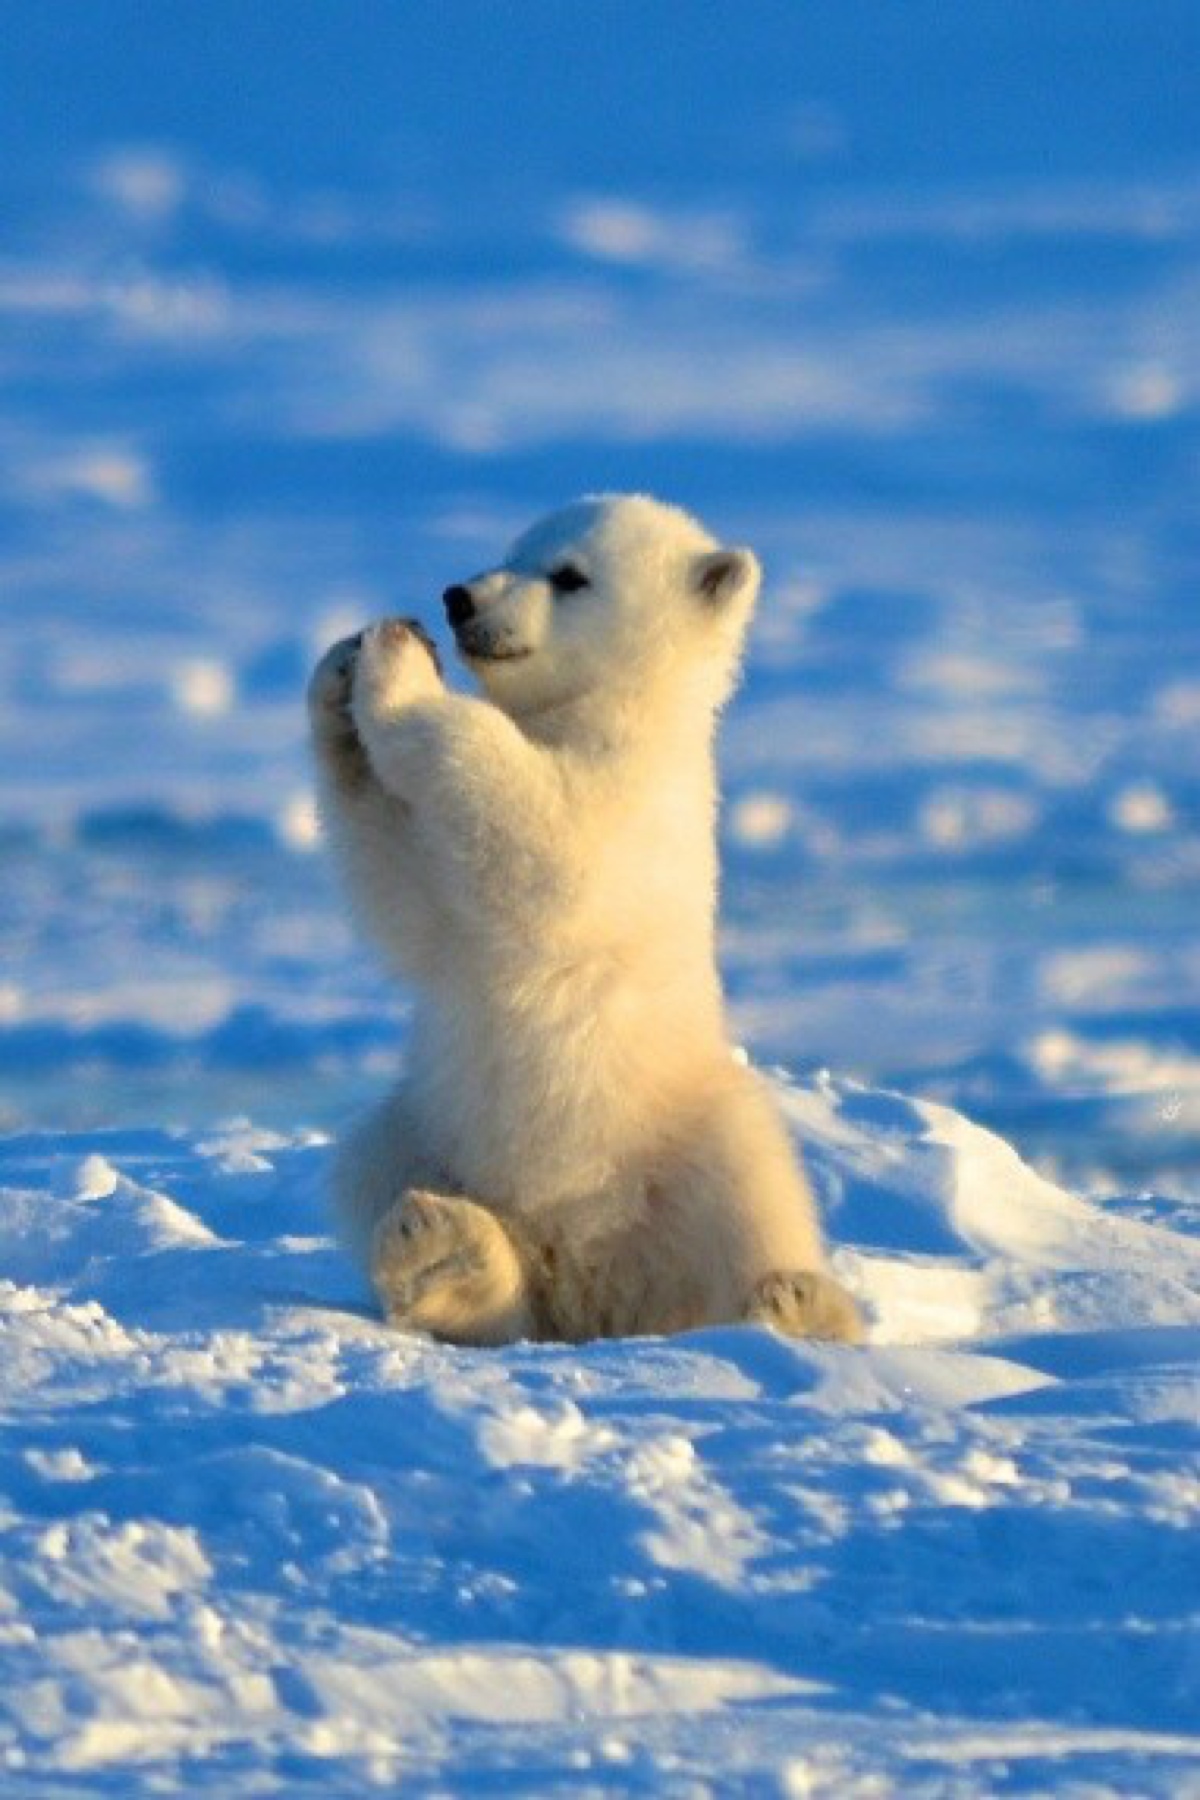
[{"xmin": 443, "ymin": 585, "xmax": 476, "ymax": 629}]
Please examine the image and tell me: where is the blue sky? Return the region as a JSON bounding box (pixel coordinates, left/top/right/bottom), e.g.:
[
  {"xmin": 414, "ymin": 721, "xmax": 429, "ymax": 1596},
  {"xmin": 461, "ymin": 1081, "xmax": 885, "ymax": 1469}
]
[{"xmin": 7, "ymin": 2, "xmax": 1198, "ymax": 197}]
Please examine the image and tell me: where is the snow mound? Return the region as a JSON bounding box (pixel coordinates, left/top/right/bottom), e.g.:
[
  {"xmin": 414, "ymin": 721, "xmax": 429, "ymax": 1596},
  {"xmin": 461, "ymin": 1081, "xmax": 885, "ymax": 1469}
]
[{"xmin": 0, "ymin": 1078, "xmax": 1196, "ymax": 1795}]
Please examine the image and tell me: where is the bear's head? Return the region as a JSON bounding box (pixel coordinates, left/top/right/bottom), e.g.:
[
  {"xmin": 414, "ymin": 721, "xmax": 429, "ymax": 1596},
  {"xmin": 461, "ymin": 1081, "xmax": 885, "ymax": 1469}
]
[{"xmin": 442, "ymin": 494, "xmax": 760, "ymax": 721}]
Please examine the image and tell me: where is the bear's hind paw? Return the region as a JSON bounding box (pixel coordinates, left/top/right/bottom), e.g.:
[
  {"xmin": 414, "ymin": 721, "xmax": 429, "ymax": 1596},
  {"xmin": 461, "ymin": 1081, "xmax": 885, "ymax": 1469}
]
[
  {"xmin": 742, "ymin": 1270, "xmax": 864, "ymax": 1344},
  {"xmin": 372, "ymin": 1189, "xmax": 533, "ymax": 1348}
]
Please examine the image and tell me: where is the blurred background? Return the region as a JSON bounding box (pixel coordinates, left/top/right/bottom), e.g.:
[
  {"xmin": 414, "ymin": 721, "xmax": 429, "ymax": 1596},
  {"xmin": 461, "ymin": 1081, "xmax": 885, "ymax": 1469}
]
[{"xmin": 2, "ymin": 1, "xmax": 1198, "ymax": 1196}]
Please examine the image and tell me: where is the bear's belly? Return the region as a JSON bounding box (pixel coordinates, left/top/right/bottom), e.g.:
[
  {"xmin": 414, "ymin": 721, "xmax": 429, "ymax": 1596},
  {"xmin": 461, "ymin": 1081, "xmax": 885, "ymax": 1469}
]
[
  {"xmin": 408, "ymin": 952, "xmax": 723, "ymax": 1210},
  {"xmin": 514, "ymin": 1190, "xmax": 711, "ymax": 1341}
]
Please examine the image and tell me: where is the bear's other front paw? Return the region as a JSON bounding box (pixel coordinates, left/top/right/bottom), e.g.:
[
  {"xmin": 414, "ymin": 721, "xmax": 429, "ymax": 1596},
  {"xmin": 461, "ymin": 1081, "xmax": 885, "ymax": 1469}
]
[
  {"xmin": 307, "ymin": 632, "xmax": 365, "ymax": 741},
  {"xmin": 352, "ymin": 618, "xmax": 444, "ymax": 731},
  {"xmin": 371, "ymin": 1189, "xmax": 532, "ymax": 1348},
  {"xmin": 742, "ymin": 1270, "xmax": 864, "ymax": 1344}
]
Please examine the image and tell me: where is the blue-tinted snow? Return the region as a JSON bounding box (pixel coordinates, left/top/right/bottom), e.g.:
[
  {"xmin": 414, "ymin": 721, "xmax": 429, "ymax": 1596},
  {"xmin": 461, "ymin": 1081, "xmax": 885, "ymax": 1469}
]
[
  {"xmin": 1, "ymin": 1089, "xmax": 1197, "ymax": 1794},
  {"xmin": 1, "ymin": 6, "xmax": 1198, "ymax": 1793}
]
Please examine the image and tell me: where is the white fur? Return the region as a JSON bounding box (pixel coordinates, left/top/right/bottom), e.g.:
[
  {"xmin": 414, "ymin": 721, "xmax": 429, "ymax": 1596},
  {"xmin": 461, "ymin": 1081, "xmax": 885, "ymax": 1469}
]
[{"xmin": 309, "ymin": 494, "xmax": 861, "ymax": 1346}]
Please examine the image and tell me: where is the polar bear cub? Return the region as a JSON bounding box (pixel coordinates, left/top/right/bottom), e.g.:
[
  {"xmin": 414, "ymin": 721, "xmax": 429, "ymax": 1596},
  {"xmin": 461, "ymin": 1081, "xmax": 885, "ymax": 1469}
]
[{"xmin": 308, "ymin": 494, "xmax": 862, "ymax": 1346}]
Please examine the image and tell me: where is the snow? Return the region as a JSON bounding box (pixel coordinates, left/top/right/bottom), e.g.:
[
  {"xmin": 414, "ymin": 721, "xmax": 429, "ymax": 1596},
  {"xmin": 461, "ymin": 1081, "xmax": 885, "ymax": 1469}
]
[
  {"xmin": 2, "ymin": 3, "xmax": 1199, "ymax": 1792},
  {"xmin": 1, "ymin": 1087, "xmax": 1197, "ymax": 1793}
]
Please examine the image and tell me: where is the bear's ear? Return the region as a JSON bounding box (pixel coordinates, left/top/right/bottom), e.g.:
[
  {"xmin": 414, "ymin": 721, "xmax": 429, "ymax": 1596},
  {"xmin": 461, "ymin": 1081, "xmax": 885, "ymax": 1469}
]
[{"xmin": 690, "ymin": 547, "xmax": 760, "ymax": 607}]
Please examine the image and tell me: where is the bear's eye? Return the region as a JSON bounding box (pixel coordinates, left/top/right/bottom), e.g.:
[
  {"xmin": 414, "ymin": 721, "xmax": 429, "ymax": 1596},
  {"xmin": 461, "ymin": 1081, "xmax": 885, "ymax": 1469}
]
[{"xmin": 548, "ymin": 564, "xmax": 590, "ymax": 595}]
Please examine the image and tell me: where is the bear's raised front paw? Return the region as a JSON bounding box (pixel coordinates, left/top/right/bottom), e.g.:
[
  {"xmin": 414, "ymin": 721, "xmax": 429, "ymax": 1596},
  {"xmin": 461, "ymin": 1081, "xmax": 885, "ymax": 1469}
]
[
  {"xmin": 307, "ymin": 632, "xmax": 364, "ymax": 739},
  {"xmin": 742, "ymin": 1270, "xmax": 864, "ymax": 1344},
  {"xmin": 371, "ymin": 1189, "xmax": 532, "ymax": 1347},
  {"xmin": 352, "ymin": 618, "xmax": 444, "ymax": 728}
]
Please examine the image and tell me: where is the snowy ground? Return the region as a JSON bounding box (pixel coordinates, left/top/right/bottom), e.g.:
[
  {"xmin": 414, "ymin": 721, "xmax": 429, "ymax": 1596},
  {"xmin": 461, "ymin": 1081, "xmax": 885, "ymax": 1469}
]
[
  {"xmin": 2, "ymin": 5, "xmax": 1199, "ymax": 1793},
  {"xmin": 3, "ymin": 1085, "xmax": 1198, "ymax": 1795}
]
